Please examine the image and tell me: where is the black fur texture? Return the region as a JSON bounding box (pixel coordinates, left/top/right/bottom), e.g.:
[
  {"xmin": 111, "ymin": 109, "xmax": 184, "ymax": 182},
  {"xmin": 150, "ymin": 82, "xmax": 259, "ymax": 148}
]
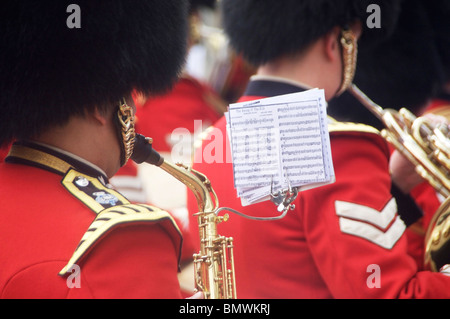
[
  {"xmin": 0, "ymin": 0, "xmax": 189, "ymax": 146},
  {"xmin": 189, "ymin": 0, "xmax": 216, "ymax": 12},
  {"xmin": 328, "ymin": 0, "xmax": 450, "ymax": 124},
  {"xmin": 221, "ymin": 0, "xmax": 402, "ymax": 67},
  {"xmin": 423, "ymin": 0, "xmax": 450, "ymax": 82},
  {"xmin": 351, "ymin": 0, "xmax": 445, "ymax": 111},
  {"xmin": 329, "ymin": 0, "xmax": 450, "ymax": 117}
]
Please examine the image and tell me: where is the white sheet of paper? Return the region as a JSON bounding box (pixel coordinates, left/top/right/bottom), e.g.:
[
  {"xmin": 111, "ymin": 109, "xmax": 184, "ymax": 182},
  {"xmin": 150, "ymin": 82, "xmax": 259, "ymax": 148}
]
[{"xmin": 226, "ymin": 89, "xmax": 335, "ymax": 206}]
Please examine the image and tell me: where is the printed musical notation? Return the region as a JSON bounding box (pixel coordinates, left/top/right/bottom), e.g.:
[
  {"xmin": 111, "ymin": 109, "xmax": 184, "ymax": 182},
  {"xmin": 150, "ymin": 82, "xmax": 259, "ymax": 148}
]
[{"xmin": 226, "ymin": 89, "xmax": 335, "ymax": 206}]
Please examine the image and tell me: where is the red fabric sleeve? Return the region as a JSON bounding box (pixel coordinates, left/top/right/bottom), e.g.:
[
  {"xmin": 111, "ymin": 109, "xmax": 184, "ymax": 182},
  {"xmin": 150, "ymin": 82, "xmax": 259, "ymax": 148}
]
[
  {"xmin": 66, "ymin": 224, "xmax": 183, "ymax": 299},
  {"xmin": 303, "ymin": 133, "xmax": 450, "ymax": 298}
]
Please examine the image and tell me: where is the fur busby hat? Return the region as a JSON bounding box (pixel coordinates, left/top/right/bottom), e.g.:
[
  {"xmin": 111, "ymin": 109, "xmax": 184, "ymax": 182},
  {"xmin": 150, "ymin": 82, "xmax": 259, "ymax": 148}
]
[
  {"xmin": 328, "ymin": 0, "xmax": 450, "ymax": 126},
  {"xmin": 423, "ymin": 0, "xmax": 450, "ymax": 83},
  {"xmin": 349, "ymin": 0, "xmax": 449, "ymax": 111},
  {"xmin": 220, "ymin": 0, "xmax": 403, "ymax": 67},
  {"xmin": 0, "ymin": 0, "xmax": 189, "ymax": 147},
  {"xmin": 189, "ymin": 0, "xmax": 216, "ymax": 12}
]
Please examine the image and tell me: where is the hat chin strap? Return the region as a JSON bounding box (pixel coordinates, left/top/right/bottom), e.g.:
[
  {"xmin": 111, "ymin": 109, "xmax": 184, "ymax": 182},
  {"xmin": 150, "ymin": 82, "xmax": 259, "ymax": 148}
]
[
  {"xmin": 115, "ymin": 98, "xmax": 136, "ymax": 167},
  {"xmin": 336, "ymin": 29, "xmax": 358, "ymax": 96}
]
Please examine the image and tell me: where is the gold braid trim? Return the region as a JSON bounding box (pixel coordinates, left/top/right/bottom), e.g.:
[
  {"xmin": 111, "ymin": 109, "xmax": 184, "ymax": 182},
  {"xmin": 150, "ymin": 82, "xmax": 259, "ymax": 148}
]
[
  {"xmin": 7, "ymin": 144, "xmax": 72, "ymax": 174},
  {"xmin": 59, "ymin": 204, "xmax": 182, "ymax": 276}
]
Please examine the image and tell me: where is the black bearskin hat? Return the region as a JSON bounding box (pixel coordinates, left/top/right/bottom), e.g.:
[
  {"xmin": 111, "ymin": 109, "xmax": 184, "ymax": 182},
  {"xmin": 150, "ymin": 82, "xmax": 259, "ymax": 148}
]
[
  {"xmin": 328, "ymin": 0, "xmax": 450, "ymax": 127},
  {"xmin": 0, "ymin": 0, "xmax": 189, "ymax": 147},
  {"xmin": 189, "ymin": 0, "xmax": 216, "ymax": 12},
  {"xmin": 423, "ymin": 0, "xmax": 450, "ymax": 83},
  {"xmin": 220, "ymin": 0, "xmax": 403, "ymax": 67},
  {"xmin": 341, "ymin": 0, "xmax": 449, "ymax": 112}
]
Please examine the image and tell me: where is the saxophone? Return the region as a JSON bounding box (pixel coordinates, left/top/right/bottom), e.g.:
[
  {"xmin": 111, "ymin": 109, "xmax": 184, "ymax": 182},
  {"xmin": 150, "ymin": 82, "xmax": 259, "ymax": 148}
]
[
  {"xmin": 349, "ymin": 85, "xmax": 450, "ymax": 271},
  {"xmin": 131, "ymin": 133, "xmax": 237, "ymax": 299}
]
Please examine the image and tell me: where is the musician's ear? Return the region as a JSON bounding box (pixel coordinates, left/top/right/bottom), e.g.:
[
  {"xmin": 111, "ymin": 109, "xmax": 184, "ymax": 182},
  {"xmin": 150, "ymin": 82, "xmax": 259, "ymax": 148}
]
[
  {"xmin": 91, "ymin": 107, "xmax": 109, "ymax": 126},
  {"xmin": 323, "ymin": 26, "xmax": 341, "ymax": 63}
]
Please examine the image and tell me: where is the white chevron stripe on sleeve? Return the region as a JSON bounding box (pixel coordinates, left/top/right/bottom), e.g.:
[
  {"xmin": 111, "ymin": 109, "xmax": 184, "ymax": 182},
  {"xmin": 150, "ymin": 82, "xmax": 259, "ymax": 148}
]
[
  {"xmin": 335, "ymin": 198, "xmax": 397, "ymax": 229},
  {"xmin": 335, "ymin": 198, "xmax": 406, "ymax": 249},
  {"xmin": 338, "ymin": 215, "xmax": 406, "ymax": 249}
]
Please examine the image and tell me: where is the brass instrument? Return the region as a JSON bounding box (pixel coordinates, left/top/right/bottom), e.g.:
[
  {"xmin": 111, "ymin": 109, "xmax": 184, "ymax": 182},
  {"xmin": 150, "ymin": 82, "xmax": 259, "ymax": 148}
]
[
  {"xmin": 349, "ymin": 85, "xmax": 450, "ymax": 271},
  {"xmin": 131, "ymin": 134, "xmax": 237, "ymax": 299}
]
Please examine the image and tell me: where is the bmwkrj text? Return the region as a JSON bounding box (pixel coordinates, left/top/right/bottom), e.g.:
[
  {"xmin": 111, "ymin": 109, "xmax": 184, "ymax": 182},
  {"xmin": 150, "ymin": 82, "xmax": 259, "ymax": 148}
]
[{"xmin": 179, "ymin": 303, "xmax": 271, "ymax": 316}]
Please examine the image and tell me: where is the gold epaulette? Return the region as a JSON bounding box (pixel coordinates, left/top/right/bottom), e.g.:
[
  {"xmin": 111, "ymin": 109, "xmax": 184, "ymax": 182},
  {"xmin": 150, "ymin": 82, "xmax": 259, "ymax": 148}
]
[
  {"xmin": 59, "ymin": 169, "xmax": 182, "ymax": 276},
  {"xmin": 59, "ymin": 203, "xmax": 182, "ymax": 276},
  {"xmin": 327, "ymin": 116, "xmax": 380, "ymax": 135}
]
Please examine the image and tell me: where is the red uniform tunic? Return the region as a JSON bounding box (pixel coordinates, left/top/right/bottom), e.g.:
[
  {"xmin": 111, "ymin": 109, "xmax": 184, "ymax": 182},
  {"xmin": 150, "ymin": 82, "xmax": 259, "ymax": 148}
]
[
  {"xmin": 0, "ymin": 141, "xmax": 183, "ymax": 299},
  {"xmin": 426, "ymin": 97, "xmax": 450, "ymax": 120},
  {"xmin": 0, "ymin": 144, "xmax": 10, "ymax": 162},
  {"xmin": 187, "ymin": 78, "xmax": 450, "ymax": 298}
]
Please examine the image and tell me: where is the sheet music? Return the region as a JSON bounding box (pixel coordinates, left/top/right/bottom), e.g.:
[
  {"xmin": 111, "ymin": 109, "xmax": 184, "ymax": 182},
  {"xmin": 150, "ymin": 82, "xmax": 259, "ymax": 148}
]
[{"xmin": 226, "ymin": 89, "xmax": 335, "ymax": 206}]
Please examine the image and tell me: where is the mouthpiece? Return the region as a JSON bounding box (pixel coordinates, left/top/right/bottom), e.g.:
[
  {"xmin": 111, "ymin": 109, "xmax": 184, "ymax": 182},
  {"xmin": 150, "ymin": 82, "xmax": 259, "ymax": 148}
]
[{"xmin": 131, "ymin": 133, "xmax": 164, "ymax": 166}]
